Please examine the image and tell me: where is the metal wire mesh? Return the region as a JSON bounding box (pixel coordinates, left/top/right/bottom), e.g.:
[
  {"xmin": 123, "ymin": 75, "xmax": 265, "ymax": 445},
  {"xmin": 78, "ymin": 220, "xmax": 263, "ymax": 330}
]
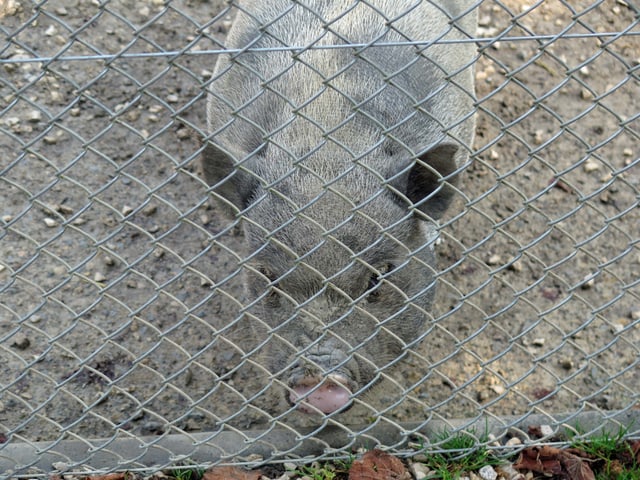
[{"xmin": 1, "ymin": 0, "xmax": 639, "ymax": 476}]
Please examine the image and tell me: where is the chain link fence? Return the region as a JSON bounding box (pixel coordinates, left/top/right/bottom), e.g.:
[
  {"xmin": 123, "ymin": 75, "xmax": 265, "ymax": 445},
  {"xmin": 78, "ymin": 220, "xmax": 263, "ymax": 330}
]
[{"xmin": 1, "ymin": 0, "xmax": 639, "ymax": 476}]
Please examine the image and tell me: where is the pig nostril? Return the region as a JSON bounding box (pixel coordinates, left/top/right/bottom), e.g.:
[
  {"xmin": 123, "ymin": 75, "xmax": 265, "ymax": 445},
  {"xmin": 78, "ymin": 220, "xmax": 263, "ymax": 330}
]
[{"xmin": 289, "ymin": 374, "xmax": 353, "ymax": 414}]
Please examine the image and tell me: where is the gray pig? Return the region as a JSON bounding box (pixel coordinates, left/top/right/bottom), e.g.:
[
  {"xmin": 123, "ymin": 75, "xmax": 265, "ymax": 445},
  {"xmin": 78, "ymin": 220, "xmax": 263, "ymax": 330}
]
[{"xmin": 202, "ymin": 0, "xmax": 476, "ymax": 416}]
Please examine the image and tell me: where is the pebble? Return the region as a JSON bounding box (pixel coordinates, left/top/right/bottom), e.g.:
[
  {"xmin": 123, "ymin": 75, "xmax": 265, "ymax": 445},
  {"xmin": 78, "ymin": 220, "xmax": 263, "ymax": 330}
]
[
  {"xmin": 55, "ymin": 6, "xmax": 68, "ymax": 15},
  {"xmin": 539, "ymin": 424, "xmax": 554, "ymax": 437},
  {"xmin": 143, "ymin": 205, "xmax": 157, "ymax": 216},
  {"xmin": 581, "ymin": 273, "xmax": 596, "ymax": 289},
  {"xmin": 2, "ymin": 215, "xmax": 12, "ymax": 223},
  {"xmin": 11, "ymin": 333, "xmax": 30, "ymax": 350},
  {"xmin": 583, "ymin": 159, "xmax": 600, "ymax": 173},
  {"xmin": 45, "ymin": 25, "xmax": 57, "ymax": 36},
  {"xmin": 166, "ymin": 94, "xmax": 179, "ymax": 103},
  {"xmin": 122, "ymin": 205, "xmax": 133, "ymax": 216},
  {"xmin": 631, "ymin": 310, "xmax": 640, "ymax": 321},
  {"xmin": 104, "ymin": 256, "xmax": 115, "ymax": 266},
  {"xmin": 43, "ymin": 217, "xmax": 57, "ymax": 227},
  {"xmin": 581, "ymin": 88, "xmax": 594, "ymax": 100},
  {"xmin": 26, "ymin": 110, "xmax": 42, "ymax": 123},
  {"xmin": 176, "ymin": 128, "xmax": 189, "ymax": 140},
  {"xmin": 479, "ymin": 465, "xmax": 497, "ymax": 480},
  {"xmin": 487, "ymin": 254, "xmax": 501, "ymax": 266},
  {"xmin": 410, "ymin": 463, "xmax": 431, "ymax": 479},
  {"xmin": 93, "ymin": 272, "xmax": 106, "ymax": 283},
  {"xmin": 508, "ymin": 260, "xmax": 523, "ymax": 272},
  {"xmin": 533, "ymin": 129, "xmax": 544, "ymax": 145},
  {"xmin": 560, "ymin": 358, "xmax": 574, "ymax": 370},
  {"xmin": 532, "ymin": 338, "xmax": 545, "ymax": 347},
  {"xmin": 52, "ymin": 462, "xmax": 68, "ymax": 472},
  {"xmin": 505, "ymin": 436, "xmax": 522, "ymax": 447}
]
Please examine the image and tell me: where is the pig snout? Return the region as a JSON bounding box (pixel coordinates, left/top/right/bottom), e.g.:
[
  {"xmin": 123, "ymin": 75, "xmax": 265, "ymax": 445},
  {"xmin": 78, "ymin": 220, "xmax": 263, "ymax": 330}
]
[
  {"xmin": 287, "ymin": 352, "xmax": 357, "ymax": 414},
  {"xmin": 289, "ymin": 373, "xmax": 353, "ymax": 414}
]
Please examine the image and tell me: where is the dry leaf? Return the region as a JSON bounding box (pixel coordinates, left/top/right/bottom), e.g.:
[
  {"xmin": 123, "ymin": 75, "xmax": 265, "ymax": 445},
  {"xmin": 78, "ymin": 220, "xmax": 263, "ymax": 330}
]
[
  {"xmin": 203, "ymin": 466, "xmax": 262, "ymax": 480},
  {"xmin": 348, "ymin": 449, "xmax": 410, "ymax": 480}
]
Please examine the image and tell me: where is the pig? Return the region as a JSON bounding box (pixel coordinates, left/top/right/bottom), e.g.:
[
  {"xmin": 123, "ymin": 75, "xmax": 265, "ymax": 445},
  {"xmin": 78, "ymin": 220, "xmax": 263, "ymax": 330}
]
[{"xmin": 202, "ymin": 0, "xmax": 477, "ymax": 416}]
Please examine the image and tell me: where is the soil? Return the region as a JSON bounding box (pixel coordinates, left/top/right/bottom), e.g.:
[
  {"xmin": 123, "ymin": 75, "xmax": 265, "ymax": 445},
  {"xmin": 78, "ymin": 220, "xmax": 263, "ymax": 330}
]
[{"xmin": 1, "ymin": 0, "xmax": 638, "ymax": 457}]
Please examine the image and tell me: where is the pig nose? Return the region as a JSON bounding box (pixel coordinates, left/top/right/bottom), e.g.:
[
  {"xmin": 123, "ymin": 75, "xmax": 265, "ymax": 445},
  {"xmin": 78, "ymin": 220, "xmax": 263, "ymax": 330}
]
[{"xmin": 289, "ymin": 373, "xmax": 353, "ymax": 414}]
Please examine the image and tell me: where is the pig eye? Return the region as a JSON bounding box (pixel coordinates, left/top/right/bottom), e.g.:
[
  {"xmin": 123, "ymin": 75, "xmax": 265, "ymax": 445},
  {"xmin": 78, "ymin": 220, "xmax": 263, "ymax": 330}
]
[{"xmin": 366, "ymin": 263, "xmax": 395, "ymax": 302}]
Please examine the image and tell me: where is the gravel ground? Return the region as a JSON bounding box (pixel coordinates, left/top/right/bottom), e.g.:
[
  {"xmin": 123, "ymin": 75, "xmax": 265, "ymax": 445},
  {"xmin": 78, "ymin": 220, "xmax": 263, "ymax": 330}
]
[{"xmin": 1, "ymin": 0, "xmax": 638, "ymax": 456}]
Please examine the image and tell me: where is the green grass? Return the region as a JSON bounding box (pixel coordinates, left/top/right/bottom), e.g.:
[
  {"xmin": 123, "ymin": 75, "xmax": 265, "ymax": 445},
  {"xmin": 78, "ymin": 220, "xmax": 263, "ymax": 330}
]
[
  {"xmin": 568, "ymin": 424, "xmax": 640, "ymax": 480},
  {"xmin": 290, "ymin": 458, "xmax": 353, "ymax": 480},
  {"xmin": 414, "ymin": 428, "xmax": 502, "ymax": 479},
  {"xmin": 167, "ymin": 464, "xmax": 206, "ymax": 480}
]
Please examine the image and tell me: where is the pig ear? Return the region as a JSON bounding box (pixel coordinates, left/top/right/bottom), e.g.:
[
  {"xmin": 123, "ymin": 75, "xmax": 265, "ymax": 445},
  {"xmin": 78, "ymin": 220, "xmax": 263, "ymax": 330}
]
[
  {"xmin": 404, "ymin": 143, "xmax": 459, "ymax": 220},
  {"xmin": 201, "ymin": 141, "xmax": 257, "ymax": 213}
]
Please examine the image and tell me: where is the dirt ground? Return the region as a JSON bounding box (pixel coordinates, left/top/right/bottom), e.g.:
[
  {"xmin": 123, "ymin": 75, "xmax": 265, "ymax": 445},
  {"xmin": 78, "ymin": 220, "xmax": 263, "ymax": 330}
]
[{"xmin": 1, "ymin": 0, "xmax": 638, "ymax": 456}]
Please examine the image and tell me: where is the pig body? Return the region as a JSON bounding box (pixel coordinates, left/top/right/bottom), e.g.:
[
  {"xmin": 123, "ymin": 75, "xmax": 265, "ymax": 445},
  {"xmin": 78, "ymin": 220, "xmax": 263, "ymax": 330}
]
[{"xmin": 203, "ymin": 0, "xmax": 476, "ymax": 416}]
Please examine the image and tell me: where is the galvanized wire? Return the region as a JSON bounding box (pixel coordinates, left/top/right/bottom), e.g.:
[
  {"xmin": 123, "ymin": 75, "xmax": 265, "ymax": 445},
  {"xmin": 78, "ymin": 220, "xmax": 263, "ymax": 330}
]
[{"xmin": 1, "ymin": 0, "xmax": 639, "ymax": 477}]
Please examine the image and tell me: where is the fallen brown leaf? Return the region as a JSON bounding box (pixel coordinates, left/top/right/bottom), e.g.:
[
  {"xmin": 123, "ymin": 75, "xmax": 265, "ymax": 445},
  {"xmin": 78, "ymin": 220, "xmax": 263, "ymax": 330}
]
[
  {"xmin": 514, "ymin": 445, "xmax": 595, "ymax": 480},
  {"xmin": 348, "ymin": 449, "xmax": 411, "ymax": 480},
  {"xmin": 203, "ymin": 466, "xmax": 262, "ymax": 480},
  {"xmin": 84, "ymin": 473, "xmax": 131, "ymax": 480}
]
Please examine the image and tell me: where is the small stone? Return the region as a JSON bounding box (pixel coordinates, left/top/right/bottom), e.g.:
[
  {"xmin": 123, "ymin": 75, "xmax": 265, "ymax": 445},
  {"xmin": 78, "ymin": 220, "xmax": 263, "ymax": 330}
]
[
  {"xmin": 581, "ymin": 88, "xmax": 594, "ymax": 100},
  {"xmin": 579, "ymin": 65, "xmax": 590, "ymax": 76},
  {"xmin": 147, "ymin": 114, "xmax": 159, "ymax": 123},
  {"xmin": 533, "ymin": 129, "xmax": 544, "ymax": 145},
  {"xmin": 532, "ymin": 338, "xmax": 545, "ymax": 347},
  {"xmin": 489, "ymin": 149, "xmax": 499, "ymax": 161},
  {"xmin": 70, "ymin": 108, "xmax": 81, "ymax": 117},
  {"xmin": 487, "ymin": 254, "xmax": 501, "ymax": 266},
  {"xmin": 176, "ymin": 128, "xmax": 189, "ymax": 140},
  {"xmin": 583, "ymin": 159, "xmax": 600, "ymax": 173},
  {"xmin": 560, "ymin": 359, "xmax": 574, "ymax": 370},
  {"xmin": 43, "ymin": 135, "xmax": 58, "ymax": 145},
  {"xmin": 72, "ymin": 217, "xmax": 86, "ymax": 225},
  {"xmin": 411, "ymin": 463, "xmax": 431, "ymax": 480},
  {"xmin": 581, "ymin": 273, "xmax": 596, "ymax": 289},
  {"xmin": 200, "ymin": 214, "xmax": 210, "ymax": 226},
  {"xmin": 505, "ymin": 436, "xmax": 522, "ymax": 447},
  {"xmin": 612, "ymin": 321, "xmax": 626, "ymax": 333},
  {"xmin": 55, "ymin": 6, "xmax": 68, "ymax": 15},
  {"xmin": 26, "ymin": 110, "xmax": 42, "ymax": 123},
  {"xmin": 0, "ymin": 265, "xmax": 6, "ymax": 273},
  {"xmin": 93, "ymin": 272, "xmax": 106, "ymax": 283},
  {"xmin": 138, "ymin": 5, "xmax": 150, "ymax": 16},
  {"xmin": 11, "ymin": 333, "xmax": 30, "ymax": 350},
  {"xmin": 104, "ymin": 256, "xmax": 115, "ymax": 266},
  {"xmin": 491, "ymin": 384, "xmax": 505, "ymax": 395},
  {"xmin": 43, "ymin": 217, "xmax": 57, "ymax": 227},
  {"xmin": 2, "ymin": 215, "xmax": 13, "ymax": 223},
  {"xmin": 55, "ymin": 204, "xmax": 74, "ymax": 214},
  {"xmin": 122, "ymin": 205, "xmax": 134, "ymax": 216},
  {"xmin": 631, "ymin": 310, "xmax": 640, "ymax": 321},
  {"xmin": 539, "ymin": 424, "xmax": 554, "ymax": 437},
  {"xmin": 166, "ymin": 94, "xmax": 179, "ymax": 104},
  {"xmin": 143, "ymin": 205, "xmax": 157, "ymax": 216},
  {"xmin": 149, "ymin": 105, "xmax": 163, "ymax": 114},
  {"xmin": 52, "ymin": 462, "xmax": 69, "ymax": 472},
  {"xmin": 622, "ymin": 148, "xmax": 633, "ymax": 157},
  {"xmin": 479, "ymin": 465, "xmax": 497, "ymax": 480},
  {"xmin": 508, "ymin": 260, "xmax": 523, "ymax": 272}
]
